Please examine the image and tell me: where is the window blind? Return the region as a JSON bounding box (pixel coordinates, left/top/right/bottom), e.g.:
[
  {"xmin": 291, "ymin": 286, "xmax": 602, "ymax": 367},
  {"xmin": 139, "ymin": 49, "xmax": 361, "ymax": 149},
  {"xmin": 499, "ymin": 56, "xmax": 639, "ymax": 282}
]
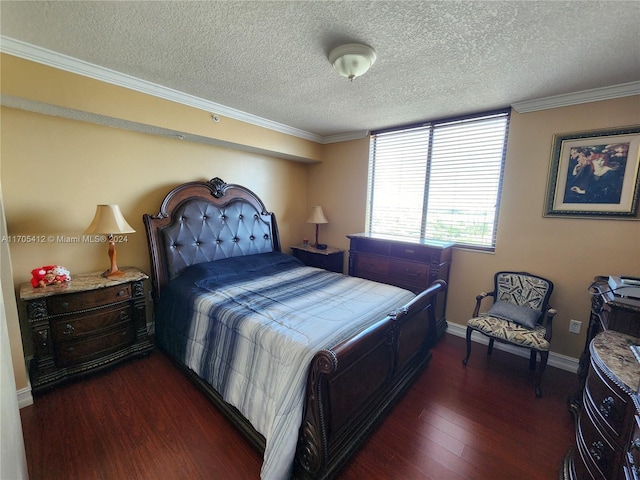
[{"xmin": 367, "ymin": 109, "xmax": 510, "ymax": 250}]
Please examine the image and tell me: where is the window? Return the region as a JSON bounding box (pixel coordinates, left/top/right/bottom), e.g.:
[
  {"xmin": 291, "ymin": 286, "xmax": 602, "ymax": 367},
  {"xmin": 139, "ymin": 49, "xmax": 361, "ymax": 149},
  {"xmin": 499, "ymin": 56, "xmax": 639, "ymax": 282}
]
[{"xmin": 366, "ymin": 109, "xmax": 510, "ymax": 251}]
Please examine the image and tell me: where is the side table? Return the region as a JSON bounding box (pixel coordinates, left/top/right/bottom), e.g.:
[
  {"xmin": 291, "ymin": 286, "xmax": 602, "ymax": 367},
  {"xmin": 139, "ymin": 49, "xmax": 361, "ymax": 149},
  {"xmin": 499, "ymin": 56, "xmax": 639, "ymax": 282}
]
[
  {"xmin": 20, "ymin": 266, "xmax": 154, "ymax": 393},
  {"xmin": 290, "ymin": 245, "xmax": 344, "ymax": 273}
]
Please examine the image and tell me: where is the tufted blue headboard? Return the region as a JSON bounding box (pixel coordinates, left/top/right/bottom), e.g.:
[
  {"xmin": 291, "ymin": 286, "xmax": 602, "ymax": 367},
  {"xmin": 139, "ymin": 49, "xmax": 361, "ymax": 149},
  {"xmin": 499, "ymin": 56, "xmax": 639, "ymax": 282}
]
[{"xmin": 143, "ymin": 177, "xmax": 281, "ymax": 301}]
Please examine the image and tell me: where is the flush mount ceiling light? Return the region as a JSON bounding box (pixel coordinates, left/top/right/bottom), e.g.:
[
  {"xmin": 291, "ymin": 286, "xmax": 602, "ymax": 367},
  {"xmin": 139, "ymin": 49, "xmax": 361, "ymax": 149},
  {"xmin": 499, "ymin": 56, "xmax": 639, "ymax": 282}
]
[{"xmin": 328, "ymin": 43, "xmax": 377, "ymax": 81}]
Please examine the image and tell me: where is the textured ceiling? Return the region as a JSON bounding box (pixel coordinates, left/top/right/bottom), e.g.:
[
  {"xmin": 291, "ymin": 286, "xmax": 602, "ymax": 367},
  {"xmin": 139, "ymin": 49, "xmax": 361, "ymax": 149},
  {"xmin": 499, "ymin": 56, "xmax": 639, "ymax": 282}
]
[{"xmin": 1, "ymin": 1, "xmax": 639, "ymax": 138}]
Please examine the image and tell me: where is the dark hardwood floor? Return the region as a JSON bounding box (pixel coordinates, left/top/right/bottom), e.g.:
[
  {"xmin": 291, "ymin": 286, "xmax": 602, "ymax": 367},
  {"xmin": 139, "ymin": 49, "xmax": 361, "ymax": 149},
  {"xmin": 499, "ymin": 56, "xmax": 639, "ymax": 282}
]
[{"xmin": 21, "ymin": 334, "xmax": 576, "ymax": 479}]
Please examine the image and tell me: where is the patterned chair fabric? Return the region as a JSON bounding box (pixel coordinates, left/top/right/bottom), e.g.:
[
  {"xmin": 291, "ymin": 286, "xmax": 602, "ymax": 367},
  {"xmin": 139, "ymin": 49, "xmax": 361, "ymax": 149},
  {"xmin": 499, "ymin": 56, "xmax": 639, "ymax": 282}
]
[
  {"xmin": 466, "ymin": 317, "xmax": 549, "ymax": 351},
  {"xmin": 495, "ymin": 272, "xmax": 552, "ymax": 312},
  {"xmin": 463, "ymin": 271, "xmax": 555, "ymax": 397}
]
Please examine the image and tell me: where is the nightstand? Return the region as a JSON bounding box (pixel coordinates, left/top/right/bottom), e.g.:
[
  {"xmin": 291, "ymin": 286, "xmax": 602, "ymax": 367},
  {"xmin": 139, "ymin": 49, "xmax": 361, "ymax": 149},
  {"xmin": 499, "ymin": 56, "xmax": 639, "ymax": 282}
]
[
  {"xmin": 20, "ymin": 266, "xmax": 154, "ymax": 393},
  {"xmin": 290, "ymin": 245, "xmax": 344, "ymax": 273}
]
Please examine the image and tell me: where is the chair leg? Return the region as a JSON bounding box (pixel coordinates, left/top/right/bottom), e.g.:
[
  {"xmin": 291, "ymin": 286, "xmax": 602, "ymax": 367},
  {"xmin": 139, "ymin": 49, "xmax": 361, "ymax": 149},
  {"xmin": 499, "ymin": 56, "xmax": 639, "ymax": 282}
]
[
  {"xmin": 487, "ymin": 338, "xmax": 494, "ymax": 355},
  {"xmin": 535, "ymin": 351, "xmax": 548, "ymax": 398},
  {"xmin": 462, "ymin": 327, "xmax": 472, "ymax": 365},
  {"xmin": 529, "ymin": 350, "xmax": 537, "ymax": 371}
]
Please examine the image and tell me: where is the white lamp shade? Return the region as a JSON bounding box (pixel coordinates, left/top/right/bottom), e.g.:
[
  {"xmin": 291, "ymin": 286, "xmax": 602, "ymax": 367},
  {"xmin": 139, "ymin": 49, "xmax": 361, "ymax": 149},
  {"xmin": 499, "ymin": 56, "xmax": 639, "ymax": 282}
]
[
  {"xmin": 329, "ymin": 43, "xmax": 377, "ymax": 80},
  {"xmin": 84, "ymin": 205, "xmax": 135, "ymax": 234},
  {"xmin": 307, "ymin": 206, "xmax": 329, "ymax": 224}
]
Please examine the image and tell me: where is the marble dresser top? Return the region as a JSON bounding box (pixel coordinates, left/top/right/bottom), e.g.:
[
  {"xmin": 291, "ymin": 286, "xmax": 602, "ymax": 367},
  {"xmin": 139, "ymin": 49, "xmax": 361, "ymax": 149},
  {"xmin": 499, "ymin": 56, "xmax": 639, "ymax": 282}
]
[
  {"xmin": 591, "ymin": 329, "xmax": 640, "ymax": 393},
  {"xmin": 19, "ymin": 266, "xmax": 148, "ymax": 301}
]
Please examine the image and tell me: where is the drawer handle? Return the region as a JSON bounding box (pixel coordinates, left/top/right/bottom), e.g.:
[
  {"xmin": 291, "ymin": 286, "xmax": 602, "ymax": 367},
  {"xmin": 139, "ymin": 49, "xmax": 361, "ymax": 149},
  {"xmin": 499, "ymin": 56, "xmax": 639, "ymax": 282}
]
[
  {"xmin": 63, "ymin": 324, "xmax": 75, "ymax": 335},
  {"xmin": 119, "ymin": 311, "xmax": 129, "ymax": 320},
  {"xmin": 117, "ymin": 290, "xmax": 126, "ymax": 297},
  {"xmin": 61, "ymin": 301, "xmax": 69, "ymax": 309},
  {"xmin": 599, "ymin": 396, "xmax": 615, "ymax": 417},
  {"xmin": 405, "ymin": 269, "xmax": 421, "ymax": 277},
  {"xmin": 590, "ymin": 440, "xmax": 604, "ymax": 462}
]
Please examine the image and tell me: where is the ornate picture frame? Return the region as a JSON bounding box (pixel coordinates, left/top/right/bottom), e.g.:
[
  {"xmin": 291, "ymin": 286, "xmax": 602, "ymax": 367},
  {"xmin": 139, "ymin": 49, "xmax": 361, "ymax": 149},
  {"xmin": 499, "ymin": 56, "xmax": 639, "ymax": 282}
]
[{"xmin": 544, "ymin": 125, "xmax": 640, "ymax": 218}]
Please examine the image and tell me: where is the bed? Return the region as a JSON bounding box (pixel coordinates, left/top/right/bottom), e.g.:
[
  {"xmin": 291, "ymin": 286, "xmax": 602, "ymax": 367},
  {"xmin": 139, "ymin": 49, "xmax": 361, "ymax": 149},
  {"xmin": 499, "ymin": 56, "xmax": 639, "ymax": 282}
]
[{"xmin": 143, "ymin": 177, "xmax": 447, "ymax": 480}]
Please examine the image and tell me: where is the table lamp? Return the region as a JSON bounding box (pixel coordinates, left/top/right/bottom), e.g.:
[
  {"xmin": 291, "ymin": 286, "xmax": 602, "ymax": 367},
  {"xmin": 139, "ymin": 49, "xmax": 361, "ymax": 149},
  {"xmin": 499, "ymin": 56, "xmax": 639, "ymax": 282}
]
[
  {"xmin": 85, "ymin": 204, "xmax": 135, "ymax": 277},
  {"xmin": 306, "ymin": 206, "xmax": 328, "ymax": 249}
]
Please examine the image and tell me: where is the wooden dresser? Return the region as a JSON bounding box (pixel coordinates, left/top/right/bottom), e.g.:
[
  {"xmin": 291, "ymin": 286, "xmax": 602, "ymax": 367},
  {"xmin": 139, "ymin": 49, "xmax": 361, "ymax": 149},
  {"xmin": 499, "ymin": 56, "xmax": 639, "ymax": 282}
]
[
  {"xmin": 562, "ymin": 330, "xmax": 640, "ymax": 480},
  {"xmin": 569, "ymin": 276, "xmax": 640, "ymax": 418},
  {"xmin": 21, "ymin": 266, "xmax": 153, "ymax": 393},
  {"xmin": 347, "ymin": 233, "xmax": 453, "ymax": 338}
]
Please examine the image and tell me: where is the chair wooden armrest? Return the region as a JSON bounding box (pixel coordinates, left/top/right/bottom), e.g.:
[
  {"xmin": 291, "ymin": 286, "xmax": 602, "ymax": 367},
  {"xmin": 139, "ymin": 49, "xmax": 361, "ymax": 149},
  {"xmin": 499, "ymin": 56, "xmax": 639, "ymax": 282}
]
[
  {"xmin": 472, "ymin": 291, "xmax": 495, "ymax": 317},
  {"xmin": 542, "ymin": 308, "xmax": 557, "ymax": 341}
]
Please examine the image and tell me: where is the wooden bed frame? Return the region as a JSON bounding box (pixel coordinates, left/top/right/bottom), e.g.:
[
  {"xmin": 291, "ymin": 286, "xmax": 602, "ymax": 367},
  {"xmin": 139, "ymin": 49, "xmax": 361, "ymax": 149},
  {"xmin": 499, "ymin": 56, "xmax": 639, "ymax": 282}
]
[{"xmin": 143, "ymin": 177, "xmax": 446, "ymax": 480}]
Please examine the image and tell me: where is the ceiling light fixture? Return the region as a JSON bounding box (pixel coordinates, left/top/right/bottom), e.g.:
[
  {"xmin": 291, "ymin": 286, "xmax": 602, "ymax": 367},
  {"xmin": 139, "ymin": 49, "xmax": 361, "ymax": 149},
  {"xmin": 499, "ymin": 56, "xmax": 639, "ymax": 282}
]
[{"xmin": 328, "ymin": 43, "xmax": 377, "ymax": 81}]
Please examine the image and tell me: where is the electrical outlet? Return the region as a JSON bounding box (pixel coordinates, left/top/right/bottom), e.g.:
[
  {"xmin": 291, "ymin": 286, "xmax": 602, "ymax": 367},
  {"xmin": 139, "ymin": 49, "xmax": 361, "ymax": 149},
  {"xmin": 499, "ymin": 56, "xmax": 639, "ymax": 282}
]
[{"xmin": 569, "ymin": 319, "xmax": 582, "ymax": 334}]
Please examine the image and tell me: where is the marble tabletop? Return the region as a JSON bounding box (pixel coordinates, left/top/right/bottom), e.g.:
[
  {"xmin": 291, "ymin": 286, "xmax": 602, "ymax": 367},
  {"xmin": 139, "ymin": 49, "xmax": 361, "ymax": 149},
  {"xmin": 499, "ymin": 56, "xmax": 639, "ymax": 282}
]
[
  {"xmin": 19, "ymin": 266, "xmax": 148, "ymax": 301},
  {"xmin": 591, "ymin": 329, "xmax": 640, "ymax": 393}
]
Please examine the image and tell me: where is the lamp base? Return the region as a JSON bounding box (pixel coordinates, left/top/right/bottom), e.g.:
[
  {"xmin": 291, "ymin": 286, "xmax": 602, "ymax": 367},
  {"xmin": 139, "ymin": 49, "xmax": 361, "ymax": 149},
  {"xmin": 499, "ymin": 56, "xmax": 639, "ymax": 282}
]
[
  {"xmin": 102, "ymin": 238, "xmax": 125, "ymax": 278},
  {"xmin": 315, "ymin": 244, "xmax": 327, "ymax": 250},
  {"xmin": 101, "ymin": 269, "xmax": 125, "ymax": 278}
]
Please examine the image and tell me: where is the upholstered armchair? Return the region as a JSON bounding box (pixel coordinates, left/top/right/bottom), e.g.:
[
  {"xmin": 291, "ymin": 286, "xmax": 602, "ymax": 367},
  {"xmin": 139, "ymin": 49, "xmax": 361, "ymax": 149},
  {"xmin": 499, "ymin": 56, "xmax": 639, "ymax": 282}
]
[{"xmin": 462, "ymin": 271, "xmax": 556, "ymax": 397}]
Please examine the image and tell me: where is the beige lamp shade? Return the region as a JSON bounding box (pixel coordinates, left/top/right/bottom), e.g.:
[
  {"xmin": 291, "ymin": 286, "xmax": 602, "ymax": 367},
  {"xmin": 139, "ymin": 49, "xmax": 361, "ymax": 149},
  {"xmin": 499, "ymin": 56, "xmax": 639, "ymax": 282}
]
[
  {"xmin": 85, "ymin": 205, "xmax": 134, "ymax": 277},
  {"xmin": 307, "ymin": 206, "xmax": 328, "ymax": 248},
  {"xmin": 306, "ymin": 206, "xmax": 328, "ymax": 225},
  {"xmin": 85, "ymin": 205, "xmax": 135, "ymax": 235}
]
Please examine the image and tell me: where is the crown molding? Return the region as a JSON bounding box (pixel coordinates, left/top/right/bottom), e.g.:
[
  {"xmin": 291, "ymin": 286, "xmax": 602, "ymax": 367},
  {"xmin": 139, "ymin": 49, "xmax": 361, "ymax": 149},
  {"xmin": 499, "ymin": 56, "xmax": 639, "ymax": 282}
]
[
  {"xmin": 3, "ymin": 36, "xmax": 637, "ymax": 145},
  {"xmin": 0, "ymin": 94, "xmax": 319, "ymax": 163},
  {"xmin": 512, "ymin": 81, "xmax": 640, "ymax": 113},
  {"xmin": 0, "ymin": 36, "xmax": 324, "ymax": 144},
  {"xmin": 321, "ymin": 130, "xmax": 370, "ymax": 144}
]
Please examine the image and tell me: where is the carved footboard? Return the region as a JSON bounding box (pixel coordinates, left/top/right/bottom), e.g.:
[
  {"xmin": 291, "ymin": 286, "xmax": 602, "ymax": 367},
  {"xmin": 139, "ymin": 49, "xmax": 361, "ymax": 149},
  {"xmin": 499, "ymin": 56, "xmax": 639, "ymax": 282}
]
[{"xmin": 295, "ymin": 280, "xmax": 447, "ymax": 480}]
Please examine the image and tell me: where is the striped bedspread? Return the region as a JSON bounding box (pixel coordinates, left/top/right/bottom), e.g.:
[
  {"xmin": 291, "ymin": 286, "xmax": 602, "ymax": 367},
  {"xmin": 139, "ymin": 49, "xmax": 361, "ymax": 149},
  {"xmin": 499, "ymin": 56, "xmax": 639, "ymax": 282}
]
[{"xmin": 156, "ymin": 252, "xmax": 415, "ymax": 480}]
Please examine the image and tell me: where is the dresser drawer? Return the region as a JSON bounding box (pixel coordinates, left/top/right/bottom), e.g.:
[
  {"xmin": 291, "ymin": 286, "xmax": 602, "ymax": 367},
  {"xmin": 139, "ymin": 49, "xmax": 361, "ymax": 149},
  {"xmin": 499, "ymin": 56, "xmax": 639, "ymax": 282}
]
[
  {"xmin": 389, "ymin": 244, "xmax": 433, "ymax": 263},
  {"xmin": 50, "ymin": 304, "xmax": 132, "ymax": 341},
  {"xmin": 355, "ymin": 254, "xmax": 390, "ymax": 276},
  {"xmin": 626, "ymin": 415, "xmax": 640, "ymax": 478},
  {"xmin": 586, "ymin": 361, "xmax": 629, "ymax": 442},
  {"xmin": 578, "ymin": 399, "xmax": 617, "ymax": 479},
  {"xmin": 623, "ymin": 465, "xmax": 637, "ymax": 480},
  {"xmin": 48, "ymin": 284, "xmax": 132, "ymax": 314},
  {"xmin": 55, "ymin": 324, "xmax": 135, "ymax": 367},
  {"xmin": 572, "ymin": 444, "xmax": 592, "ymax": 480},
  {"xmin": 388, "ymin": 259, "xmax": 429, "ymax": 286},
  {"xmin": 350, "ymin": 238, "xmax": 389, "ymax": 256}
]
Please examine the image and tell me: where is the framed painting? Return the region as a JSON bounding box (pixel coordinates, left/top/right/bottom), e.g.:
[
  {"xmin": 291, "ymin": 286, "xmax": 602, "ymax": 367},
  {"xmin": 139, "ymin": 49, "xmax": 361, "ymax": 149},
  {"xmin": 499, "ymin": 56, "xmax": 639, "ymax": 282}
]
[{"xmin": 544, "ymin": 125, "xmax": 640, "ymax": 218}]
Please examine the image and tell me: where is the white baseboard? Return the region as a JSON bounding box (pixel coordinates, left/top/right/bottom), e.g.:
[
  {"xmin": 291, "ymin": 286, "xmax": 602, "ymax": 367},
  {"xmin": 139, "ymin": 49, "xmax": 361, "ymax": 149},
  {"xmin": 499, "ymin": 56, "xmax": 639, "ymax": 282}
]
[
  {"xmin": 445, "ymin": 322, "xmax": 579, "ymax": 374},
  {"xmin": 17, "ymin": 385, "xmax": 33, "ymax": 409}
]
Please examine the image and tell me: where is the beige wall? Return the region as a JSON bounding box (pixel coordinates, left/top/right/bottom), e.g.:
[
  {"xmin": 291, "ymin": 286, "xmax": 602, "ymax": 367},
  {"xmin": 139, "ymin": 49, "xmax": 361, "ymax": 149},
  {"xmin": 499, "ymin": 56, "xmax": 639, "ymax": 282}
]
[{"xmin": 311, "ymin": 96, "xmax": 640, "ymax": 360}]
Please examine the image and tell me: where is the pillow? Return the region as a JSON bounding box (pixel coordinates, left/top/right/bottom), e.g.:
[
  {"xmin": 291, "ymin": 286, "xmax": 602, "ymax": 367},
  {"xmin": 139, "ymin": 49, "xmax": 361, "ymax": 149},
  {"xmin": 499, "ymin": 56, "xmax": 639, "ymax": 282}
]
[
  {"xmin": 190, "ymin": 252, "xmax": 304, "ymax": 290},
  {"xmin": 486, "ymin": 300, "xmax": 541, "ymax": 329}
]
